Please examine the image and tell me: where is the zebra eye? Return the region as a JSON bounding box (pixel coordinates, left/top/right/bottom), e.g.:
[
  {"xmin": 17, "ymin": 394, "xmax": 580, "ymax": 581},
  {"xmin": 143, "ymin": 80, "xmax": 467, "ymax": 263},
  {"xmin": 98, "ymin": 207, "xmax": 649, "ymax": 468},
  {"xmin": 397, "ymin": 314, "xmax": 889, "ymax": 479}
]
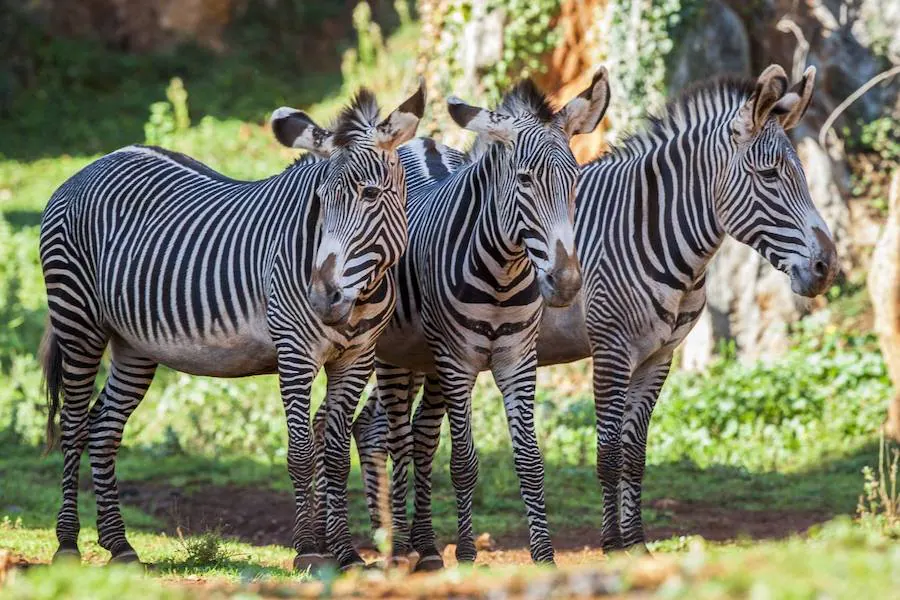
[
  {"xmin": 360, "ymin": 186, "xmax": 380, "ymax": 200},
  {"xmin": 758, "ymin": 167, "xmax": 779, "ymax": 181},
  {"xmin": 517, "ymin": 173, "xmax": 533, "ymax": 186}
]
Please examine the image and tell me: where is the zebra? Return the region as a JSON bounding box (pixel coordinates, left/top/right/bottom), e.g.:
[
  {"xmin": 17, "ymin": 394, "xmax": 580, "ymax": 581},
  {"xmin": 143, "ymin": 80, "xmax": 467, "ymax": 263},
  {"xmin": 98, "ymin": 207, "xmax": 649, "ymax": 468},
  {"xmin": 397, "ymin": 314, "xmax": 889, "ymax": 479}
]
[
  {"xmin": 323, "ymin": 70, "xmax": 611, "ymax": 569},
  {"xmin": 38, "ymin": 85, "xmax": 424, "ymax": 571},
  {"xmin": 353, "ymin": 64, "xmax": 838, "ymax": 564}
]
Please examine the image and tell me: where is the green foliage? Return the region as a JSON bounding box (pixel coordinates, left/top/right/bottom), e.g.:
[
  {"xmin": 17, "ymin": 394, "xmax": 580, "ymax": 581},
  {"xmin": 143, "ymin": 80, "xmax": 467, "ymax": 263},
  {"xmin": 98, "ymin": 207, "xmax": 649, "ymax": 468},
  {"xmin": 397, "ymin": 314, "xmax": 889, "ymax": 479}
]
[
  {"xmin": 144, "ymin": 78, "xmax": 191, "ymax": 146},
  {"xmin": 435, "ymin": 0, "xmax": 562, "ymax": 105},
  {"xmin": 2, "ymin": 564, "xmax": 189, "ymax": 600},
  {"xmin": 599, "ymin": 0, "xmax": 701, "ymax": 133},
  {"xmin": 858, "ymin": 117, "xmax": 900, "ymax": 164},
  {"xmin": 649, "ymin": 322, "xmax": 890, "ymax": 471}
]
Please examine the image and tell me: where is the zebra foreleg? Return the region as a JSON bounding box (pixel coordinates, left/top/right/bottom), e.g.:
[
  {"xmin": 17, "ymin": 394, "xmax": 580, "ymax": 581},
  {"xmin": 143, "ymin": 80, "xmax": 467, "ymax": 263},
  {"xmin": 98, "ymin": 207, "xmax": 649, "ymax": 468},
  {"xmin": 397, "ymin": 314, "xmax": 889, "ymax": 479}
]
[
  {"xmin": 591, "ymin": 342, "xmax": 632, "ymax": 553},
  {"xmin": 87, "ymin": 355, "xmax": 157, "ymax": 563},
  {"xmin": 377, "ymin": 361, "xmax": 423, "ymax": 562},
  {"xmin": 493, "ymin": 350, "xmax": 555, "ymax": 565},
  {"xmin": 435, "ymin": 363, "xmax": 478, "ymax": 564},
  {"xmin": 321, "ymin": 357, "xmax": 376, "ymax": 570},
  {"xmin": 410, "ymin": 375, "xmax": 446, "ymax": 571},
  {"xmin": 51, "ymin": 338, "xmax": 106, "ymax": 563},
  {"xmin": 620, "ymin": 359, "xmax": 671, "ymax": 552},
  {"xmin": 276, "ymin": 345, "xmax": 323, "ymax": 571}
]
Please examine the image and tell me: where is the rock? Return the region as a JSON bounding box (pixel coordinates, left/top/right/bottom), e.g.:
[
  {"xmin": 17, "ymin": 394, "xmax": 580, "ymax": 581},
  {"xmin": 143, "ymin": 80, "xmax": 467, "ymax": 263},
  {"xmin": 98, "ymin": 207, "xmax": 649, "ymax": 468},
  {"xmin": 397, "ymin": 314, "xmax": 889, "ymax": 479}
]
[
  {"xmin": 475, "ymin": 532, "xmax": 496, "ymax": 551},
  {"xmin": 665, "ymin": 1, "xmax": 752, "ymax": 92}
]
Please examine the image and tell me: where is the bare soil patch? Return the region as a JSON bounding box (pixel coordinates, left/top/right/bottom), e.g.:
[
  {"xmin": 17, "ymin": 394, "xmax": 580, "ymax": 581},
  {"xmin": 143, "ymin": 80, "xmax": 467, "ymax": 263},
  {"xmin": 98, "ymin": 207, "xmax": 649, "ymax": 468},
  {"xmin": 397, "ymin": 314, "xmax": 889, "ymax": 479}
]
[{"xmin": 120, "ymin": 482, "xmax": 833, "ymax": 564}]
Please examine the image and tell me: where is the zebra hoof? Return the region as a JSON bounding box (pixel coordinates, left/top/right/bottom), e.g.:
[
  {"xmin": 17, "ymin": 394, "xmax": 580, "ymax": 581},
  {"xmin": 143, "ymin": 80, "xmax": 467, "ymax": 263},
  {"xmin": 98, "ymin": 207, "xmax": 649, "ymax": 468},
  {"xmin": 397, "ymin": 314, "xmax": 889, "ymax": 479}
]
[
  {"xmin": 413, "ymin": 554, "xmax": 444, "ymax": 572},
  {"xmin": 387, "ymin": 555, "xmax": 411, "ymax": 570},
  {"xmin": 337, "ymin": 556, "xmax": 368, "ymax": 573},
  {"xmin": 52, "ymin": 547, "xmax": 82, "ymax": 565},
  {"xmin": 108, "ymin": 549, "xmax": 142, "ymax": 567},
  {"xmin": 293, "ymin": 553, "xmax": 334, "ymax": 575}
]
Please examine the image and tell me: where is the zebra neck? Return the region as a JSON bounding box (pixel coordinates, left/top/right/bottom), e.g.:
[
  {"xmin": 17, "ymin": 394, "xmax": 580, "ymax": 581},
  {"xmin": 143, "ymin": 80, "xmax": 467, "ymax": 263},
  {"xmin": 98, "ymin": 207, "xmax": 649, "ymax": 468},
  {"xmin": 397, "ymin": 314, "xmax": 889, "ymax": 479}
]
[{"xmin": 466, "ymin": 148, "xmax": 531, "ymax": 287}]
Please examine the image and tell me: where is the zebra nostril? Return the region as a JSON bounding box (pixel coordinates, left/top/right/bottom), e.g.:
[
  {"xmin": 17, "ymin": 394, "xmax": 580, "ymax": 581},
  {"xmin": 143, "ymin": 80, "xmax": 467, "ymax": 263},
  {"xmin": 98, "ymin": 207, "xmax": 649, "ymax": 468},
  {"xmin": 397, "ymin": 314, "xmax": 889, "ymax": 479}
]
[
  {"xmin": 813, "ymin": 259, "xmax": 828, "ymax": 279},
  {"xmin": 329, "ymin": 289, "xmax": 343, "ymax": 305}
]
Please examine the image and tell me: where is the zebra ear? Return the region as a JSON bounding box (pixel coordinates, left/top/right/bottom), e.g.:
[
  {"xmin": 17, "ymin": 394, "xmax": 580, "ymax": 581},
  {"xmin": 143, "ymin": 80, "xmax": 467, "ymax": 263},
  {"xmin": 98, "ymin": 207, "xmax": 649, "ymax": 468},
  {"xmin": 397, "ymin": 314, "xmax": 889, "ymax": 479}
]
[
  {"xmin": 374, "ymin": 78, "xmax": 426, "ymax": 152},
  {"xmin": 556, "ymin": 66, "xmax": 610, "ymax": 138},
  {"xmin": 774, "ymin": 66, "xmax": 815, "ymax": 131},
  {"xmin": 271, "ymin": 108, "xmax": 335, "ymax": 157},
  {"xmin": 447, "ymin": 97, "xmax": 516, "ymax": 144},
  {"xmin": 732, "ymin": 64, "xmax": 790, "ymax": 141}
]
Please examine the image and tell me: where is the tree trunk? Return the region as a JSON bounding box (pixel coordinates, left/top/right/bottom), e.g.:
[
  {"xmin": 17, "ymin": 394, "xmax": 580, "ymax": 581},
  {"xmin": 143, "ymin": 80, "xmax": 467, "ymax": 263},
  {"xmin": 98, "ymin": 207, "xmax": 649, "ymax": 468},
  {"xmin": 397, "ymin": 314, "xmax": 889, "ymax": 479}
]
[{"xmin": 868, "ymin": 172, "xmax": 900, "ymax": 440}]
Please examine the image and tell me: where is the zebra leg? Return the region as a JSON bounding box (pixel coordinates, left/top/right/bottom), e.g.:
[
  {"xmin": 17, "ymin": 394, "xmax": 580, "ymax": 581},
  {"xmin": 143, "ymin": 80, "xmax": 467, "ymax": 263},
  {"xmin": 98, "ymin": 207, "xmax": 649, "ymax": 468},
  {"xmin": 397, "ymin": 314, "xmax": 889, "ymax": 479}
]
[
  {"xmin": 52, "ymin": 339, "xmax": 106, "ymax": 563},
  {"xmin": 352, "ymin": 392, "xmax": 388, "ymax": 533},
  {"xmin": 321, "ymin": 356, "xmax": 376, "ymax": 570},
  {"xmin": 591, "ymin": 342, "xmax": 632, "ymax": 553},
  {"xmin": 87, "ymin": 355, "xmax": 157, "ymax": 563},
  {"xmin": 435, "ymin": 364, "xmax": 478, "ymax": 564},
  {"xmin": 311, "ymin": 403, "xmax": 329, "ymax": 555},
  {"xmin": 620, "ymin": 359, "xmax": 671, "ymax": 552},
  {"xmin": 410, "ymin": 374, "xmax": 446, "ymax": 571},
  {"xmin": 493, "ymin": 350, "xmax": 554, "ymax": 564},
  {"xmin": 377, "ymin": 361, "xmax": 423, "ymax": 561},
  {"xmin": 276, "ymin": 343, "xmax": 323, "ymax": 571}
]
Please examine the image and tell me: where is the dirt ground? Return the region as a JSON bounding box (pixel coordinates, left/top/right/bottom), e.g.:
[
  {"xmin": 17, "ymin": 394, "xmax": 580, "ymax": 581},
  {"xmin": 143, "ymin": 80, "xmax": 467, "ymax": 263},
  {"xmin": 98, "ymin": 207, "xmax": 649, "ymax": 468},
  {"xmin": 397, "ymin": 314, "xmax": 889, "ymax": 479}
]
[{"xmin": 120, "ymin": 481, "xmax": 833, "ymax": 566}]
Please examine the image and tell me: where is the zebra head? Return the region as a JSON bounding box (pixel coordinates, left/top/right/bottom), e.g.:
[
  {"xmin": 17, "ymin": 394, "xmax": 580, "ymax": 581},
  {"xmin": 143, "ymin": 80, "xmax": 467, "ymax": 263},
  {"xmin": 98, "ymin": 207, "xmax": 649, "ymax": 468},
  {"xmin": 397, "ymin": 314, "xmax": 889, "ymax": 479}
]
[
  {"xmin": 721, "ymin": 64, "xmax": 838, "ymax": 297},
  {"xmin": 447, "ymin": 68, "xmax": 610, "ymax": 307},
  {"xmin": 271, "ymin": 83, "xmax": 425, "ymax": 325}
]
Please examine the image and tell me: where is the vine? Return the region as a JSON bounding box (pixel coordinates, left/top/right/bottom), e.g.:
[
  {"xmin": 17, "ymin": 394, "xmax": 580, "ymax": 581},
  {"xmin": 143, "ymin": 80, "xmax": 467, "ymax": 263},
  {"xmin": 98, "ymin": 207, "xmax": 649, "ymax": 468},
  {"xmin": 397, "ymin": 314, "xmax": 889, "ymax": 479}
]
[
  {"xmin": 426, "ymin": 0, "xmax": 563, "ymax": 108},
  {"xmin": 596, "ymin": 0, "xmax": 701, "ymax": 136}
]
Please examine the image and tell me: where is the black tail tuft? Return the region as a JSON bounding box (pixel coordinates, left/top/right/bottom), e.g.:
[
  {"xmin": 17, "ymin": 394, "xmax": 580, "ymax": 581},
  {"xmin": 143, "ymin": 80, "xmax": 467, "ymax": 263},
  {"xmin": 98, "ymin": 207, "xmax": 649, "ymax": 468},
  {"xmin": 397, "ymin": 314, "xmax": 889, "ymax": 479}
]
[{"xmin": 40, "ymin": 323, "xmax": 63, "ymax": 456}]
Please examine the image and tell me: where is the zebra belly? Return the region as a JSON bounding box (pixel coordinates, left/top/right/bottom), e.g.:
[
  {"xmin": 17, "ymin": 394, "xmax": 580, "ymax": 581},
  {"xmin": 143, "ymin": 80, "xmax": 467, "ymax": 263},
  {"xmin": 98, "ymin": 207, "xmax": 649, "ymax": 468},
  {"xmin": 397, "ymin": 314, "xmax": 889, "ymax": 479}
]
[
  {"xmin": 535, "ymin": 298, "xmax": 591, "ymax": 366},
  {"xmin": 375, "ymin": 322, "xmax": 435, "ymax": 373},
  {"xmin": 112, "ymin": 328, "xmax": 278, "ymax": 377}
]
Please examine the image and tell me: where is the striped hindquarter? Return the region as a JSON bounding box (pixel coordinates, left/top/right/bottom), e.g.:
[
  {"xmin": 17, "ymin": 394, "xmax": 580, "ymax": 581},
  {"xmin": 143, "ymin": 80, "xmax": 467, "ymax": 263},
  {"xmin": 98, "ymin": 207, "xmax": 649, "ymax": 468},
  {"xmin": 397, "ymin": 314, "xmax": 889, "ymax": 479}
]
[
  {"xmin": 40, "ymin": 87, "xmax": 424, "ymax": 569},
  {"xmin": 355, "ymin": 65, "xmax": 838, "ymax": 556}
]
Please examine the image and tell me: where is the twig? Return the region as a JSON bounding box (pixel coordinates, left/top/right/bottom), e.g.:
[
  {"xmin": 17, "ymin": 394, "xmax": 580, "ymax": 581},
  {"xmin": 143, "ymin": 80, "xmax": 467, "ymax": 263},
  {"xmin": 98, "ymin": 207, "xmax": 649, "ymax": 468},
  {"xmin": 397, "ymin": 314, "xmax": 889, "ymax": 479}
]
[
  {"xmin": 776, "ymin": 18, "xmax": 809, "ymax": 82},
  {"xmin": 818, "ymin": 65, "xmax": 900, "ymax": 148}
]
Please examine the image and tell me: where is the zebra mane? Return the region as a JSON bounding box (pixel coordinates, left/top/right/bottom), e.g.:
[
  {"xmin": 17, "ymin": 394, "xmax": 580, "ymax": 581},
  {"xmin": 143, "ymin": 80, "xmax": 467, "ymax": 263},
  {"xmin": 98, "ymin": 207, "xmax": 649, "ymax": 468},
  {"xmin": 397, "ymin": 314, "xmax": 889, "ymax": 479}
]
[
  {"xmin": 498, "ymin": 79, "xmax": 557, "ymax": 122},
  {"xmin": 333, "ymin": 88, "xmax": 382, "ymax": 148},
  {"xmin": 602, "ymin": 75, "xmax": 758, "ymax": 161}
]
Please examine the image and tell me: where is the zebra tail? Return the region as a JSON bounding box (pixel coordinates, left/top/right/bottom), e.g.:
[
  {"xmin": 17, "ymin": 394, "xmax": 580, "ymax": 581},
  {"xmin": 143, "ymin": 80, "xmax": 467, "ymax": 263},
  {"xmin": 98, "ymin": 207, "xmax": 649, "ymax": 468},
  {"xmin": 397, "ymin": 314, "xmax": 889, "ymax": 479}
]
[{"xmin": 40, "ymin": 323, "xmax": 63, "ymax": 456}]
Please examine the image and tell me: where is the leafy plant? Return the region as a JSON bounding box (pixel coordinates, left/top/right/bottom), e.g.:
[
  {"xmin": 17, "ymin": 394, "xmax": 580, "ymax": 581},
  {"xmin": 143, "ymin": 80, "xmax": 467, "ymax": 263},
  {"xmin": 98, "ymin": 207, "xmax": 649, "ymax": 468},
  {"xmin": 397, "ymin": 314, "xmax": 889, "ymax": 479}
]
[
  {"xmin": 596, "ymin": 0, "xmax": 701, "ymax": 135},
  {"xmin": 857, "ymin": 435, "xmax": 899, "ymax": 536}
]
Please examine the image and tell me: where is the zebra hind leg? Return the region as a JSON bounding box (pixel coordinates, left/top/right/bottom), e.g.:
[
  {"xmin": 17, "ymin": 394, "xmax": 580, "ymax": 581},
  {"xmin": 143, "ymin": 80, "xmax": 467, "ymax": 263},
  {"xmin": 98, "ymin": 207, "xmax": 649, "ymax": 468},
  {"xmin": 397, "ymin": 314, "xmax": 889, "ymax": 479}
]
[
  {"xmin": 352, "ymin": 393, "xmax": 388, "ymax": 535},
  {"xmin": 44, "ymin": 329, "xmax": 106, "ymax": 564},
  {"xmin": 87, "ymin": 353, "xmax": 158, "ymax": 564},
  {"xmin": 377, "ymin": 362, "xmax": 423, "ymax": 565},
  {"xmin": 410, "ymin": 375, "xmax": 446, "ymax": 572}
]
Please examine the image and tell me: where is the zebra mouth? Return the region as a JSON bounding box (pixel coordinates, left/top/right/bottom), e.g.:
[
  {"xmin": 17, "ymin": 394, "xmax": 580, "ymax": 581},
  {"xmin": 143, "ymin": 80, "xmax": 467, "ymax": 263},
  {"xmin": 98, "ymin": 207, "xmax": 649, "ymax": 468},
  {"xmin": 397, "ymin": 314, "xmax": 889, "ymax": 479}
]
[{"xmin": 536, "ymin": 268, "xmax": 581, "ymax": 308}]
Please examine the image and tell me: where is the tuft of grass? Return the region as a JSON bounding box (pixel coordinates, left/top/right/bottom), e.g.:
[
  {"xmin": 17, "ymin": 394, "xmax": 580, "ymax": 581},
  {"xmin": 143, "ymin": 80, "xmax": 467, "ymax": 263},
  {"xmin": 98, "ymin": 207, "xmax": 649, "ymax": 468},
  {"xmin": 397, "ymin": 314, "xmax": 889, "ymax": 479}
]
[{"xmin": 176, "ymin": 528, "xmax": 237, "ymax": 568}]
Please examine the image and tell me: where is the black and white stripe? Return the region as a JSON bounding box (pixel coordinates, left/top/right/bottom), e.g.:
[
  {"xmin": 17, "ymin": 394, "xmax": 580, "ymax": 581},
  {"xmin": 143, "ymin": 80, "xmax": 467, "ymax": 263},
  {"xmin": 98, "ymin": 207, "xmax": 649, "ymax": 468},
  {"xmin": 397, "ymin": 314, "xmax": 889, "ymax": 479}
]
[
  {"xmin": 354, "ymin": 65, "xmax": 837, "ymax": 558},
  {"xmin": 40, "ymin": 86, "xmax": 424, "ymax": 570},
  {"xmin": 344, "ymin": 72, "xmax": 610, "ymax": 569}
]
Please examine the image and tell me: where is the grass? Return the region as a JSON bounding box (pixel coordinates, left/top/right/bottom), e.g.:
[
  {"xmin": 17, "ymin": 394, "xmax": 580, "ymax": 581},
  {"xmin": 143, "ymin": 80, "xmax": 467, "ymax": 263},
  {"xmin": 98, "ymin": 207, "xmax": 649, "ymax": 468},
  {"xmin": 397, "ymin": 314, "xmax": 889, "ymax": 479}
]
[{"xmin": 3, "ymin": 520, "xmax": 899, "ymax": 598}]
